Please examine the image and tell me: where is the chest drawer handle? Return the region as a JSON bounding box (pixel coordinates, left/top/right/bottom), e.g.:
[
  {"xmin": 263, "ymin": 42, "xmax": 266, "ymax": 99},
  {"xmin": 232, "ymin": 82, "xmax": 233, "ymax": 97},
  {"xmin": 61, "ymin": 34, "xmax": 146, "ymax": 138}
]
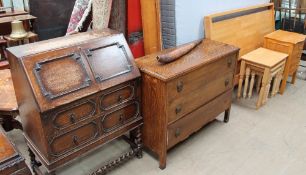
[
  {"xmin": 177, "ymin": 81, "xmax": 184, "ymax": 93},
  {"xmin": 175, "ymin": 105, "xmax": 182, "ymax": 114},
  {"xmin": 227, "ymin": 58, "xmax": 232, "ymax": 67},
  {"xmin": 175, "ymin": 128, "xmax": 181, "ymax": 138},
  {"xmin": 69, "ymin": 114, "xmax": 76, "ymax": 124},
  {"xmin": 119, "ymin": 113, "xmax": 124, "ymax": 122},
  {"xmin": 118, "ymin": 95, "xmax": 124, "ymax": 103},
  {"xmin": 225, "ymin": 79, "xmax": 230, "ymax": 87},
  {"xmin": 72, "ymin": 135, "xmax": 79, "ymax": 145}
]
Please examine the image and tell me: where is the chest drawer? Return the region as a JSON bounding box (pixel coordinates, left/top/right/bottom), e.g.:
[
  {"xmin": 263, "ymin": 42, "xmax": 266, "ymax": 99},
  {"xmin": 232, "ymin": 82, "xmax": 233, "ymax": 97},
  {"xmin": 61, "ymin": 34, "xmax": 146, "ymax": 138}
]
[
  {"xmin": 100, "ymin": 82, "xmax": 136, "ymax": 111},
  {"xmin": 167, "ymin": 55, "xmax": 235, "ymax": 123},
  {"xmin": 51, "ymin": 99, "xmax": 96, "ymax": 130},
  {"xmin": 101, "ymin": 101, "xmax": 140, "ymax": 133},
  {"xmin": 167, "ymin": 90, "xmax": 232, "ymax": 149},
  {"xmin": 49, "ymin": 122, "xmax": 99, "ymax": 157}
]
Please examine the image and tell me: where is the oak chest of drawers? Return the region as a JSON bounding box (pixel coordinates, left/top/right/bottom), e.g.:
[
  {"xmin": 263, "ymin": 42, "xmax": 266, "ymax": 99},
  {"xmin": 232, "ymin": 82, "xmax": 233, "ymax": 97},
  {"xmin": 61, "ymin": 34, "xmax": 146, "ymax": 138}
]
[
  {"xmin": 136, "ymin": 39, "xmax": 239, "ymax": 169},
  {"xmin": 7, "ymin": 30, "xmax": 143, "ymax": 174}
]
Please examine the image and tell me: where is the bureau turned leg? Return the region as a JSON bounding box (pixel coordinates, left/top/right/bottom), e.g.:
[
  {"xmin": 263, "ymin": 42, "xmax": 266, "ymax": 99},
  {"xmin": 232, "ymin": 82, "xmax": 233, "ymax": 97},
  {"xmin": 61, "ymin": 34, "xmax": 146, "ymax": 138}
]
[
  {"xmin": 224, "ymin": 107, "xmax": 231, "ymax": 123},
  {"xmin": 134, "ymin": 127, "xmax": 143, "ymax": 159}
]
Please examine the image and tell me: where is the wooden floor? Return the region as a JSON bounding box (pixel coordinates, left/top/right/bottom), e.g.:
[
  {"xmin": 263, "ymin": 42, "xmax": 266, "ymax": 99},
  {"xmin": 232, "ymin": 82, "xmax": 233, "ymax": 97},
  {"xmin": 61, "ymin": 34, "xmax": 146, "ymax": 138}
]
[{"xmin": 7, "ymin": 65, "xmax": 306, "ymax": 175}]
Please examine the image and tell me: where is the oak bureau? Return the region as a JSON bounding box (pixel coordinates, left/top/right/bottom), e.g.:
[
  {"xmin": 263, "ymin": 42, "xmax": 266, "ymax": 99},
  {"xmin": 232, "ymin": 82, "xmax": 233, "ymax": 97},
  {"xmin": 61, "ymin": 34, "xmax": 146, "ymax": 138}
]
[
  {"xmin": 136, "ymin": 39, "xmax": 239, "ymax": 169},
  {"xmin": 7, "ymin": 30, "xmax": 143, "ymax": 174}
]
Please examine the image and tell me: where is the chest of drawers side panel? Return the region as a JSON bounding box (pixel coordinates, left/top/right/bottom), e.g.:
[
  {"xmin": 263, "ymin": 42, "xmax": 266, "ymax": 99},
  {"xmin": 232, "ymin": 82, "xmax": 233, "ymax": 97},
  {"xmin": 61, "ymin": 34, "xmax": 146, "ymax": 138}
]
[
  {"xmin": 7, "ymin": 51, "xmax": 50, "ymax": 158},
  {"xmin": 141, "ymin": 73, "xmax": 168, "ymax": 157}
]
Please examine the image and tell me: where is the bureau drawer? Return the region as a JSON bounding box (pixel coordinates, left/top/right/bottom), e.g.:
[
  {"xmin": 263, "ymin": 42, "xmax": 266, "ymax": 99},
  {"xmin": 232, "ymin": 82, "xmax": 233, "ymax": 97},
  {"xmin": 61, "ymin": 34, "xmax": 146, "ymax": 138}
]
[
  {"xmin": 49, "ymin": 122, "xmax": 99, "ymax": 156},
  {"xmin": 167, "ymin": 90, "xmax": 232, "ymax": 149},
  {"xmin": 167, "ymin": 55, "xmax": 235, "ymax": 123},
  {"xmin": 100, "ymin": 83, "xmax": 135, "ymax": 111},
  {"xmin": 101, "ymin": 101, "xmax": 140, "ymax": 133},
  {"xmin": 52, "ymin": 99, "xmax": 96, "ymax": 129}
]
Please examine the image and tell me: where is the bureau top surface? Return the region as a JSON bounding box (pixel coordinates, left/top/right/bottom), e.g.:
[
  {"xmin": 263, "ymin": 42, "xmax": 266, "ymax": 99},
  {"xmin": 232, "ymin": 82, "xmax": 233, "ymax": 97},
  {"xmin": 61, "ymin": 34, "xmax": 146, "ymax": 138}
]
[
  {"xmin": 8, "ymin": 30, "xmax": 140, "ymax": 112},
  {"xmin": 264, "ymin": 30, "xmax": 306, "ymax": 44},
  {"xmin": 136, "ymin": 39, "xmax": 239, "ymax": 81},
  {"xmin": 8, "ymin": 29, "xmax": 117, "ymax": 58},
  {"xmin": 241, "ymin": 47, "xmax": 288, "ymax": 68}
]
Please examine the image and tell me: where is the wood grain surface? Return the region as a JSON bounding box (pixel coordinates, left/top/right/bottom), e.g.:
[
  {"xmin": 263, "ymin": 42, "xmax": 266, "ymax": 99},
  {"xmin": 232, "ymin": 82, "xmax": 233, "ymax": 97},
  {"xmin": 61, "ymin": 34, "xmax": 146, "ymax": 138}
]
[{"xmin": 0, "ymin": 69, "xmax": 17, "ymax": 112}]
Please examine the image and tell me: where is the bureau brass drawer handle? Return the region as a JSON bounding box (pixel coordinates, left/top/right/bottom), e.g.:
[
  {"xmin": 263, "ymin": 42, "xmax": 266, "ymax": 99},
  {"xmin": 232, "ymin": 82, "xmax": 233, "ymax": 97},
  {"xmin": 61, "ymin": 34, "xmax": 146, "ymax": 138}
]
[
  {"xmin": 225, "ymin": 79, "xmax": 230, "ymax": 86},
  {"xmin": 175, "ymin": 128, "xmax": 181, "ymax": 138},
  {"xmin": 176, "ymin": 105, "xmax": 182, "ymax": 114},
  {"xmin": 69, "ymin": 113, "xmax": 76, "ymax": 124},
  {"xmin": 72, "ymin": 135, "xmax": 79, "ymax": 145},
  {"xmin": 177, "ymin": 81, "xmax": 184, "ymax": 93},
  {"xmin": 227, "ymin": 58, "xmax": 232, "ymax": 67}
]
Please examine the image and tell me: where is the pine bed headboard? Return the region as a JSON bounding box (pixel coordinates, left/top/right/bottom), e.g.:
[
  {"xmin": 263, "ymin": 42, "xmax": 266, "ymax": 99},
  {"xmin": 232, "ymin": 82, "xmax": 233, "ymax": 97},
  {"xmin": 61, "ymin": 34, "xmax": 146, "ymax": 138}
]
[{"xmin": 204, "ymin": 3, "xmax": 275, "ymax": 58}]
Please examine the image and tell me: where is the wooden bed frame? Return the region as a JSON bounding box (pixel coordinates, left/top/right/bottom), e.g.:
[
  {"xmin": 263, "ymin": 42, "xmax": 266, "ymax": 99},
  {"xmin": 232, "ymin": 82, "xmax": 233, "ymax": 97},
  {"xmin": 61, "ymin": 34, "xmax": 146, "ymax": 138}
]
[{"xmin": 204, "ymin": 3, "xmax": 275, "ymax": 84}]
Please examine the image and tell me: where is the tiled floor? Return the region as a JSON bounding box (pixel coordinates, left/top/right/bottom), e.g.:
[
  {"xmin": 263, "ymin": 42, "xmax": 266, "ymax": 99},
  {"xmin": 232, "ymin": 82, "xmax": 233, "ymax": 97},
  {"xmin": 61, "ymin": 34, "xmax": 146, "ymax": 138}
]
[{"xmin": 7, "ymin": 69, "xmax": 306, "ymax": 175}]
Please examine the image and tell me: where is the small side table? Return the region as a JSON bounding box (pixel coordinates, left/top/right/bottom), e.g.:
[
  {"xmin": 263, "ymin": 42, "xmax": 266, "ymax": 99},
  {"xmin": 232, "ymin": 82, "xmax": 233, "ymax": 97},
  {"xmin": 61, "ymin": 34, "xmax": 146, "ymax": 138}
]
[
  {"xmin": 0, "ymin": 126, "xmax": 31, "ymax": 175},
  {"xmin": 4, "ymin": 31, "xmax": 39, "ymax": 47},
  {"xmin": 0, "ymin": 69, "xmax": 22, "ymax": 131},
  {"xmin": 264, "ymin": 30, "xmax": 306, "ymax": 94},
  {"xmin": 237, "ymin": 48, "xmax": 288, "ymax": 109}
]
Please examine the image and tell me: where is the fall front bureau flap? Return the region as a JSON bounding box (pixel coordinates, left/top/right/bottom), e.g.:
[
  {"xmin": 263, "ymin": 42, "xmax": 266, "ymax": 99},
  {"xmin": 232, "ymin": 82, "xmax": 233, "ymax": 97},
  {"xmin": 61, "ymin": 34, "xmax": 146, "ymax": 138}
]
[{"xmin": 8, "ymin": 33, "xmax": 140, "ymax": 112}]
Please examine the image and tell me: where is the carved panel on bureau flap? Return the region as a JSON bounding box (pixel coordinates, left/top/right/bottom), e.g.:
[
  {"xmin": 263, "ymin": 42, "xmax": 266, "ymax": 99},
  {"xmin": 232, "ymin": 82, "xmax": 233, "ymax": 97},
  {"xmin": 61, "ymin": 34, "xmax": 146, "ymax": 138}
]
[
  {"xmin": 101, "ymin": 101, "xmax": 140, "ymax": 133},
  {"xmin": 49, "ymin": 122, "xmax": 99, "ymax": 157},
  {"xmin": 85, "ymin": 42, "xmax": 133, "ymax": 83},
  {"xmin": 33, "ymin": 52, "xmax": 92, "ymax": 100},
  {"xmin": 52, "ymin": 99, "xmax": 96, "ymax": 129},
  {"xmin": 100, "ymin": 84, "xmax": 135, "ymax": 111}
]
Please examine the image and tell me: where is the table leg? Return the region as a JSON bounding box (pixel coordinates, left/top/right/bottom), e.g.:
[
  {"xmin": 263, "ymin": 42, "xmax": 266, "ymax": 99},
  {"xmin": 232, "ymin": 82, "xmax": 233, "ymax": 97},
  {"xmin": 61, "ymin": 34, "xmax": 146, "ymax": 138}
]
[
  {"xmin": 256, "ymin": 75, "xmax": 262, "ymax": 93},
  {"xmin": 257, "ymin": 68, "xmax": 270, "ymax": 109},
  {"xmin": 243, "ymin": 67, "xmax": 251, "ymax": 98},
  {"xmin": 276, "ymin": 68, "xmax": 284, "ymax": 94},
  {"xmin": 237, "ymin": 61, "xmax": 246, "ymax": 99},
  {"xmin": 263, "ymin": 76, "xmax": 272, "ymax": 104},
  {"xmin": 272, "ymin": 76, "xmax": 278, "ymax": 97},
  {"xmin": 280, "ymin": 59, "xmax": 291, "ymax": 94},
  {"xmin": 248, "ymin": 71, "xmax": 255, "ymax": 98}
]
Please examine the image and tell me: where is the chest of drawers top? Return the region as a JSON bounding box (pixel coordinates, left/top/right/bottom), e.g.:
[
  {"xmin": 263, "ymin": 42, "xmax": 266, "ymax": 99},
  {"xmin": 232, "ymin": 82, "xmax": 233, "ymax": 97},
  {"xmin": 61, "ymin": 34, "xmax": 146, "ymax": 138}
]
[
  {"xmin": 8, "ymin": 30, "xmax": 140, "ymax": 113},
  {"xmin": 136, "ymin": 39, "xmax": 239, "ymax": 82}
]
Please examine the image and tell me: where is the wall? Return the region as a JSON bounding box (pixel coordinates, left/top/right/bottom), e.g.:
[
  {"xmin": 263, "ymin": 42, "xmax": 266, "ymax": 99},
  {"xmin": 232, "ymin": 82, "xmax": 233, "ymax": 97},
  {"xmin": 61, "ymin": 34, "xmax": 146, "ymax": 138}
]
[{"xmin": 175, "ymin": 0, "xmax": 271, "ymax": 45}]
